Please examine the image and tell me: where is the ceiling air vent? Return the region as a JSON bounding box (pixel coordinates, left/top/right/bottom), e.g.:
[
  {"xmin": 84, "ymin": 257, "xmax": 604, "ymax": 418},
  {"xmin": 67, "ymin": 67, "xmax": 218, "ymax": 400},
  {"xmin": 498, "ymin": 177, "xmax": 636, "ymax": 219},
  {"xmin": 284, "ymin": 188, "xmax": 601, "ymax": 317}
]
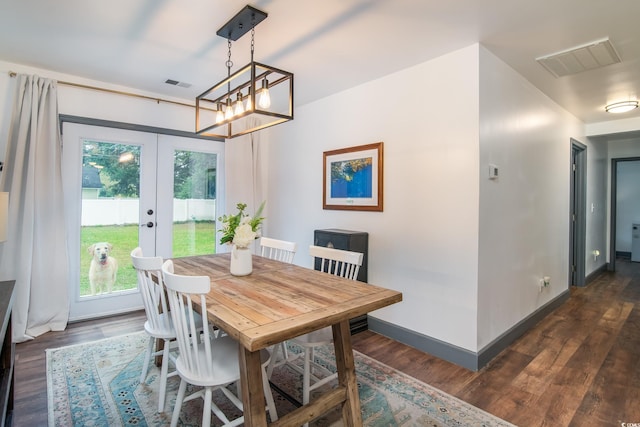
[
  {"xmin": 536, "ymin": 37, "xmax": 621, "ymax": 78},
  {"xmin": 164, "ymin": 79, "xmax": 192, "ymax": 88}
]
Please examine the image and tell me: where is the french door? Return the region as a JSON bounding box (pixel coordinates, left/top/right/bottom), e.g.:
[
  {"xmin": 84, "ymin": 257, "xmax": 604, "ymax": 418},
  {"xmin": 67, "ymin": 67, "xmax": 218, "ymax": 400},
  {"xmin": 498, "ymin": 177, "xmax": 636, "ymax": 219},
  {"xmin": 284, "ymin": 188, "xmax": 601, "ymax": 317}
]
[{"xmin": 62, "ymin": 123, "xmax": 225, "ymax": 320}]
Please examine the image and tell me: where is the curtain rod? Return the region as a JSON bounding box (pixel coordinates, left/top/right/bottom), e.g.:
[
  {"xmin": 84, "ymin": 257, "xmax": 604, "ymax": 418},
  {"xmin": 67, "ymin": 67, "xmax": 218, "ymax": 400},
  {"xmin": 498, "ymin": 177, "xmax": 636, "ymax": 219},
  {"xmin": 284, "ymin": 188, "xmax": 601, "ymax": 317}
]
[{"xmin": 8, "ymin": 71, "xmax": 194, "ymax": 109}]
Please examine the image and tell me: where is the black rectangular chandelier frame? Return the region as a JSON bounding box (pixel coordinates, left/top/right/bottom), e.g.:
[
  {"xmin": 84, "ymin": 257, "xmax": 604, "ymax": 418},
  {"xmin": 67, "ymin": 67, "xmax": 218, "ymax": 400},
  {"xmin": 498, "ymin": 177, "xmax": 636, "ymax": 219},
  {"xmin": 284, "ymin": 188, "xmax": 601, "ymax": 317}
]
[{"xmin": 195, "ymin": 5, "xmax": 294, "ymax": 139}]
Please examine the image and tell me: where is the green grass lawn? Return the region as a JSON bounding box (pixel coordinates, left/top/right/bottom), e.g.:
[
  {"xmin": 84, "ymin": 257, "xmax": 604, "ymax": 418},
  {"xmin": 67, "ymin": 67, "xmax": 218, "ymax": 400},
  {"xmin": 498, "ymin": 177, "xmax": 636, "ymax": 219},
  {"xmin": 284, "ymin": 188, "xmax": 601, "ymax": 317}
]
[{"xmin": 80, "ymin": 221, "xmax": 216, "ymax": 296}]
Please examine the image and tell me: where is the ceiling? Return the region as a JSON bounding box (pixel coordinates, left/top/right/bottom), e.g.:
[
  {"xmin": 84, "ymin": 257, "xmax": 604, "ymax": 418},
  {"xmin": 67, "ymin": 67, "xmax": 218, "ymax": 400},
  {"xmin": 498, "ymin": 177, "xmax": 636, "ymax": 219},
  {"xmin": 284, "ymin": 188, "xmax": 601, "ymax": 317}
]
[{"xmin": 1, "ymin": 0, "xmax": 640, "ymax": 125}]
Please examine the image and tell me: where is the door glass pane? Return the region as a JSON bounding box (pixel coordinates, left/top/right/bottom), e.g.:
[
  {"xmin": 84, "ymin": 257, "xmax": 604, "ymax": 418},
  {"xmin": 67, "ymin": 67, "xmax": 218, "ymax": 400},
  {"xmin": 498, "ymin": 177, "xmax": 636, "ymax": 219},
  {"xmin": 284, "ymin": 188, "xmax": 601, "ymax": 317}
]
[
  {"xmin": 81, "ymin": 140, "xmax": 140, "ymax": 297},
  {"xmin": 172, "ymin": 150, "xmax": 217, "ymax": 256}
]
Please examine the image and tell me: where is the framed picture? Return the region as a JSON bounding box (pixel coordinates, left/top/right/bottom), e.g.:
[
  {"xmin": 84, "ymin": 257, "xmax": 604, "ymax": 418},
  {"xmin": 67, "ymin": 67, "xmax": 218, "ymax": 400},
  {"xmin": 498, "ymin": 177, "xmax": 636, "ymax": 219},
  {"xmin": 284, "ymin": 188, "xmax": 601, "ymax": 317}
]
[{"xmin": 323, "ymin": 142, "xmax": 383, "ymax": 211}]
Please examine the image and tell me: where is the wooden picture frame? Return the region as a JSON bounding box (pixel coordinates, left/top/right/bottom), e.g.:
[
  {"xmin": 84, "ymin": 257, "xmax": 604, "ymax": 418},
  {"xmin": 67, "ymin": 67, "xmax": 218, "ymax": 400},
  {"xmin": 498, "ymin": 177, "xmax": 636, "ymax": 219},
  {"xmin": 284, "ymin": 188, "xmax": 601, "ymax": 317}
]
[{"xmin": 323, "ymin": 142, "xmax": 383, "ymax": 211}]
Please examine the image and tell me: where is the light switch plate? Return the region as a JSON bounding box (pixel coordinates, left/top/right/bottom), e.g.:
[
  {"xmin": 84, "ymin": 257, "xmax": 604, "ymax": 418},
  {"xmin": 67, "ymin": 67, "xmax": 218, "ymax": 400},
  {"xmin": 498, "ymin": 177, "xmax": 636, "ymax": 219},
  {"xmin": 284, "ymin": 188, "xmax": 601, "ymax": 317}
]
[{"xmin": 489, "ymin": 164, "xmax": 499, "ymax": 180}]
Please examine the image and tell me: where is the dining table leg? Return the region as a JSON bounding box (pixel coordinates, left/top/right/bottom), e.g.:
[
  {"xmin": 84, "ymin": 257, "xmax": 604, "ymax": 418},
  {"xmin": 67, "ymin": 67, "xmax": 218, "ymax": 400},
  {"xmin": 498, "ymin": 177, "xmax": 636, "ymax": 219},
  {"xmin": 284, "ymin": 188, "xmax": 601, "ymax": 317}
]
[
  {"xmin": 332, "ymin": 320, "xmax": 363, "ymax": 427},
  {"xmin": 240, "ymin": 346, "xmax": 268, "ymax": 427},
  {"xmin": 154, "ymin": 338, "xmax": 163, "ymax": 366}
]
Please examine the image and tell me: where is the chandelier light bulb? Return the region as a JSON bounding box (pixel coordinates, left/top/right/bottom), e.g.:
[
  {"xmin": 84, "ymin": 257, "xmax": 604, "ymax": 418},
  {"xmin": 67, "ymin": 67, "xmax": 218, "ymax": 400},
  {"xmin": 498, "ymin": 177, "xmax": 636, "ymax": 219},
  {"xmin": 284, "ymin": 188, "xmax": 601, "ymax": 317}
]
[
  {"xmin": 235, "ymin": 92, "xmax": 245, "ymax": 116},
  {"xmin": 245, "ymin": 89, "xmax": 253, "ymax": 111},
  {"xmin": 224, "ymin": 98, "xmax": 234, "ymax": 120},
  {"xmin": 215, "ymin": 103, "xmax": 225, "ymax": 124},
  {"xmin": 258, "ymin": 79, "xmax": 271, "ymax": 109}
]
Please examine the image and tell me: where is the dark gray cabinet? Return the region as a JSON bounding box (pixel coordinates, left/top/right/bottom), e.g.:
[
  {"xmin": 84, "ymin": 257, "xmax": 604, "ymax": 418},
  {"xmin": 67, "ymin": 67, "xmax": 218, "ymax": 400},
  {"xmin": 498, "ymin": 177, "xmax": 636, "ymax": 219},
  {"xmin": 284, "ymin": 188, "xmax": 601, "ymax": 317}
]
[
  {"xmin": 313, "ymin": 229, "xmax": 368, "ymax": 334},
  {"xmin": 0, "ymin": 281, "xmax": 14, "ymax": 427}
]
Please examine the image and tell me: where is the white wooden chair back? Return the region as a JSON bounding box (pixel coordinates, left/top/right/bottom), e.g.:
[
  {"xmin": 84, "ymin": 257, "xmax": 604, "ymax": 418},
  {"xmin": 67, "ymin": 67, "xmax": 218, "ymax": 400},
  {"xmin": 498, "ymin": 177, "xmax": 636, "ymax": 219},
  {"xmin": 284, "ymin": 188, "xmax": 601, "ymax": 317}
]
[
  {"xmin": 161, "ymin": 260, "xmax": 224, "ymax": 381},
  {"xmin": 130, "ymin": 247, "xmax": 172, "ymax": 335},
  {"xmin": 162, "ymin": 260, "xmax": 275, "ymax": 426},
  {"xmin": 309, "ymin": 245, "xmax": 363, "ymax": 280},
  {"xmin": 260, "ymin": 237, "xmax": 297, "ymax": 264}
]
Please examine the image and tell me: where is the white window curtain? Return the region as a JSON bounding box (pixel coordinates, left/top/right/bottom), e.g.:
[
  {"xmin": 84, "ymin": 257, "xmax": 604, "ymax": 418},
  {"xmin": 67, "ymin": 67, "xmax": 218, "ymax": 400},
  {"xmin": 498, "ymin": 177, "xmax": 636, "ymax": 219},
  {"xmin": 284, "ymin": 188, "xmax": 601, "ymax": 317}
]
[
  {"xmin": 250, "ymin": 126, "xmax": 267, "ymax": 223},
  {"xmin": 224, "ymin": 117, "xmax": 267, "ymax": 251},
  {"xmin": 0, "ymin": 74, "xmax": 69, "ymax": 342}
]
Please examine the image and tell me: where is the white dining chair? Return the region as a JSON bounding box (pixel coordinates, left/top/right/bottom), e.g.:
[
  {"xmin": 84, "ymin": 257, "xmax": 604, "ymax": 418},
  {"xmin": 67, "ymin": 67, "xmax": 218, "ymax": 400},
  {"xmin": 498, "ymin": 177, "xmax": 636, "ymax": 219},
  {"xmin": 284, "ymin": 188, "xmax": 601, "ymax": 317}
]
[
  {"xmin": 259, "ymin": 236, "xmax": 298, "ymax": 264},
  {"xmin": 274, "ymin": 245, "xmax": 363, "ymax": 414},
  {"xmin": 130, "ymin": 247, "xmax": 179, "ymax": 413},
  {"xmin": 161, "ymin": 259, "xmax": 278, "ymax": 427},
  {"xmin": 260, "ymin": 236, "xmax": 298, "ymax": 377}
]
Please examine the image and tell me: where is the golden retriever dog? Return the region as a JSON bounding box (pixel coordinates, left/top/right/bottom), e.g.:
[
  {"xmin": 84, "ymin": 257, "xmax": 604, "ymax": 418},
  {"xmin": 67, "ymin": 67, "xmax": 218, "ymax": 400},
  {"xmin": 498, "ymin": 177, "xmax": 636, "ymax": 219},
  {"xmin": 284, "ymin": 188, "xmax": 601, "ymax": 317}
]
[{"xmin": 88, "ymin": 242, "xmax": 118, "ymax": 295}]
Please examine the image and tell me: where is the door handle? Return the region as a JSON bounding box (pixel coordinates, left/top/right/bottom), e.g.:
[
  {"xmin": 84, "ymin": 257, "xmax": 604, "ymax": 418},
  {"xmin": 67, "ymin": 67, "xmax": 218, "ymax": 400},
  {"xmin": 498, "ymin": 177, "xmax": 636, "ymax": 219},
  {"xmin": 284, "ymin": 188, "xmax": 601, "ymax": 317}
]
[{"xmin": 140, "ymin": 222, "xmax": 155, "ymax": 228}]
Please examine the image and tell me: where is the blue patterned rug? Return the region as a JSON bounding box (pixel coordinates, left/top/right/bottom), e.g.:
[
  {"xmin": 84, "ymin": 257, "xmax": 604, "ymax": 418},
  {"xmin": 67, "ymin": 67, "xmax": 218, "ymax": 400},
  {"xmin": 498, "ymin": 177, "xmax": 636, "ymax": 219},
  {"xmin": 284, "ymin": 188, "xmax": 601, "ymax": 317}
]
[{"xmin": 46, "ymin": 332, "xmax": 514, "ymax": 426}]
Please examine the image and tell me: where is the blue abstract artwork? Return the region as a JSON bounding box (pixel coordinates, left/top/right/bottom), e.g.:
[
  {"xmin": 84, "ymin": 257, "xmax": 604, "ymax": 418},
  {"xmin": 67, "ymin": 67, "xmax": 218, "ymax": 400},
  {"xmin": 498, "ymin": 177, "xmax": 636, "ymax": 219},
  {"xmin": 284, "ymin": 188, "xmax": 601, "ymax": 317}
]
[{"xmin": 330, "ymin": 157, "xmax": 373, "ymax": 198}]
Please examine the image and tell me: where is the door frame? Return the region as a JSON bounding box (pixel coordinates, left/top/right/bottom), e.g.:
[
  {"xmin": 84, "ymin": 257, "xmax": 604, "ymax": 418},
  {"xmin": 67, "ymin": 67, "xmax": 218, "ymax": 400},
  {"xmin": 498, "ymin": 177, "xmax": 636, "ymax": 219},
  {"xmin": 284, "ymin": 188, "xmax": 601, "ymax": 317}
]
[
  {"xmin": 609, "ymin": 156, "xmax": 640, "ymax": 272},
  {"xmin": 570, "ymin": 139, "xmax": 586, "ymax": 286},
  {"xmin": 62, "ymin": 122, "xmax": 157, "ymax": 320},
  {"xmin": 60, "ymin": 115, "xmax": 223, "ymax": 143},
  {"xmin": 60, "ymin": 116, "xmax": 224, "ymax": 321}
]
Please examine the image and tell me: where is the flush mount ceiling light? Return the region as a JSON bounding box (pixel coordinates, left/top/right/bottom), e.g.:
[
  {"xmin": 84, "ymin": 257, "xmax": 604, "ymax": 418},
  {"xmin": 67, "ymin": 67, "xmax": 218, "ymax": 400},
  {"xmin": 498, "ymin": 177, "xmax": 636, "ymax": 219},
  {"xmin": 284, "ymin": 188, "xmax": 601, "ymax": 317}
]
[
  {"xmin": 195, "ymin": 5, "xmax": 294, "ymax": 139},
  {"xmin": 605, "ymin": 100, "xmax": 639, "ymax": 114}
]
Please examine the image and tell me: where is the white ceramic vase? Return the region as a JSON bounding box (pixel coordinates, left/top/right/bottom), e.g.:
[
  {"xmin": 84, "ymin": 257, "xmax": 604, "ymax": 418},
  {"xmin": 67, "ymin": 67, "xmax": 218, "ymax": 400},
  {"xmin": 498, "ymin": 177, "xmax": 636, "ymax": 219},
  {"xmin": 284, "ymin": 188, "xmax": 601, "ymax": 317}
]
[{"xmin": 230, "ymin": 245, "xmax": 253, "ymax": 276}]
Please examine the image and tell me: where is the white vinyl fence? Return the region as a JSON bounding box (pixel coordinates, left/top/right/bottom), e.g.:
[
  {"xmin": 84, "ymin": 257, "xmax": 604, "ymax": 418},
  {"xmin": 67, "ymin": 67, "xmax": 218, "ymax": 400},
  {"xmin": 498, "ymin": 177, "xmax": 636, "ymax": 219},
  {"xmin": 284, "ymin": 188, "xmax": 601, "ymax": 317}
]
[{"xmin": 81, "ymin": 199, "xmax": 216, "ymax": 226}]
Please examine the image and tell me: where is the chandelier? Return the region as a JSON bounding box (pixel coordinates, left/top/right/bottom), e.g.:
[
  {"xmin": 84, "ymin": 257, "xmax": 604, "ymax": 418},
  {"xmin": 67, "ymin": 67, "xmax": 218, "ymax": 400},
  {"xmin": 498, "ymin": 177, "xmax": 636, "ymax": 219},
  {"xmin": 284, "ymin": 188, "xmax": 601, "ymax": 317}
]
[{"xmin": 195, "ymin": 5, "xmax": 294, "ymax": 139}]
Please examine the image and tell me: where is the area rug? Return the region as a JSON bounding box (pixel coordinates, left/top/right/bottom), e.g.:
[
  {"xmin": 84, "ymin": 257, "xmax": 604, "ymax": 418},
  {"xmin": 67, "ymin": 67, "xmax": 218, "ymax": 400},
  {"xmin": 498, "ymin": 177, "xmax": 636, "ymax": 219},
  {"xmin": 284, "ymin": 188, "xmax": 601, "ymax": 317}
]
[{"xmin": 46, "ymin": 332, "xmax": 514, "ymax": 426}]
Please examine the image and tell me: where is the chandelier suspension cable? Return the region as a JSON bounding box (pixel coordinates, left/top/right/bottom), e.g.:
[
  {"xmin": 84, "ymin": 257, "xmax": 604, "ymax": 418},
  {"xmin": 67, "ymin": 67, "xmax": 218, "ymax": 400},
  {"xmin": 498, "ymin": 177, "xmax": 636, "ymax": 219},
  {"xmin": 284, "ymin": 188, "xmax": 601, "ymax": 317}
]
[
  {"xmin": 252, "ymin": 22, "xmax": 271, "ymax": 109},
  {"xmin": 246, "ymin": 22, "xmax": 255, "ymax": 111},
  {"xmin": 227, "ymin": 39, "xmax": 233, "ymax": 81},
  {"xmin": 250, "ymin": 25, "xmax": 255, "ymax": 61},
  {"xmin": 224, "ymin": 39, "xmax": 235, "ymax": 120}
]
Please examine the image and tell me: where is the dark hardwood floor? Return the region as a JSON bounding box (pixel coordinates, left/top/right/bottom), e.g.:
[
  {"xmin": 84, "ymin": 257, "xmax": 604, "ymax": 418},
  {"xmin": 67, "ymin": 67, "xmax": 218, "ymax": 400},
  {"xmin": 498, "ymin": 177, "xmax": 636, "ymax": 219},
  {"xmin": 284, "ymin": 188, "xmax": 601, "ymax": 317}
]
[
  {"xmin": 13, "ymin": 259, "xmax": 640, "ymax": 426},
  {"xmin": 13, "ymin": 311, "xmax": 148, "ymax": 426}
]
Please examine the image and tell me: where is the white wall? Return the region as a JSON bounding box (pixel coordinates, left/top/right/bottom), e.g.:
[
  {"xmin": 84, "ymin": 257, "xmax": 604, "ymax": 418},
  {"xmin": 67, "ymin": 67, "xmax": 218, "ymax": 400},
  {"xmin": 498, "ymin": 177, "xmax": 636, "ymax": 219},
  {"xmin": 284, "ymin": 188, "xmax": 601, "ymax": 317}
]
[
  {"xmin": 584, "ymin": 140, "xmax": 609, "ymax": 274},
  {"xmin": 586, "ymin": 116, "xmax": 640, "ymax": 137},
  {"xmin": 266, "ymin": 45, "xmax": 481, "ymax": 351},
  {"xmin": 607, "ymin": 137, "xmax": 640, "ymax": 159},
  {"xmin": 476, "ymin": 47, "xmax": 587, "ymax": 350},
  {"xmin": 265, "ymin": 44, "xmax": 609, "ymax": 354}
]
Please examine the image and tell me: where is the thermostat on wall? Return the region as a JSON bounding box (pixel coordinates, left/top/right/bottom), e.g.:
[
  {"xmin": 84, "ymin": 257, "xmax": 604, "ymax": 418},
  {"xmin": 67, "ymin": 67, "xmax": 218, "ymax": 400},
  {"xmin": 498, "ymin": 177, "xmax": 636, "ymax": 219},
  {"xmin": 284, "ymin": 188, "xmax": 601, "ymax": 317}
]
[{"xmin": 489, "ymin": 164, "xmax": 499, "ymax": 180}]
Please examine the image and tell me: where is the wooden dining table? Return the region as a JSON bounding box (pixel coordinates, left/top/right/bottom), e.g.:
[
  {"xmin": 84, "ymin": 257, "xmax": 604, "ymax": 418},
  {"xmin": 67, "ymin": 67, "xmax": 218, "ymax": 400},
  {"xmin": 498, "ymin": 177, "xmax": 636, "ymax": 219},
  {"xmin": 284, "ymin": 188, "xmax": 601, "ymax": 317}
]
[{"xmin": 170, "ymin": 252, "xmax": 402, "ymax": 427}]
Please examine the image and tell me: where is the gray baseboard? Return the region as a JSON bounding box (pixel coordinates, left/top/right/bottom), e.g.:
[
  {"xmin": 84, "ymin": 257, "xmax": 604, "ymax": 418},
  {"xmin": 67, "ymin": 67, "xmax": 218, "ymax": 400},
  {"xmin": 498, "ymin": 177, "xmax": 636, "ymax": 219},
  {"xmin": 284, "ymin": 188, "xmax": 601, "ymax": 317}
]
[
  {"xmin": 368, "ymin": 289, "xmax": 570, "ymax": 371},
  {"xmin": 368, "ymin": 316, "xmax": 478, "ymax": 369},
  {"xmin": 585, "ymin": 263, "xmax": 608, "ymax": 284},
  {"xmin": 616, "ymin": 251, "xmax": 631, "ymax": 259}
]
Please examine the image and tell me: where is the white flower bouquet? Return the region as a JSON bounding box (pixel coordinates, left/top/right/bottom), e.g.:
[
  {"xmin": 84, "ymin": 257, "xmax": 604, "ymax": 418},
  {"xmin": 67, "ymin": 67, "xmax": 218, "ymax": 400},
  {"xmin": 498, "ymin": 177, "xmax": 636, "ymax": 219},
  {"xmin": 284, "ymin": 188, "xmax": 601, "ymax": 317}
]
[{"xmin": 218, "ymin": 201, "xmax": 265, "ymax": 248}]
